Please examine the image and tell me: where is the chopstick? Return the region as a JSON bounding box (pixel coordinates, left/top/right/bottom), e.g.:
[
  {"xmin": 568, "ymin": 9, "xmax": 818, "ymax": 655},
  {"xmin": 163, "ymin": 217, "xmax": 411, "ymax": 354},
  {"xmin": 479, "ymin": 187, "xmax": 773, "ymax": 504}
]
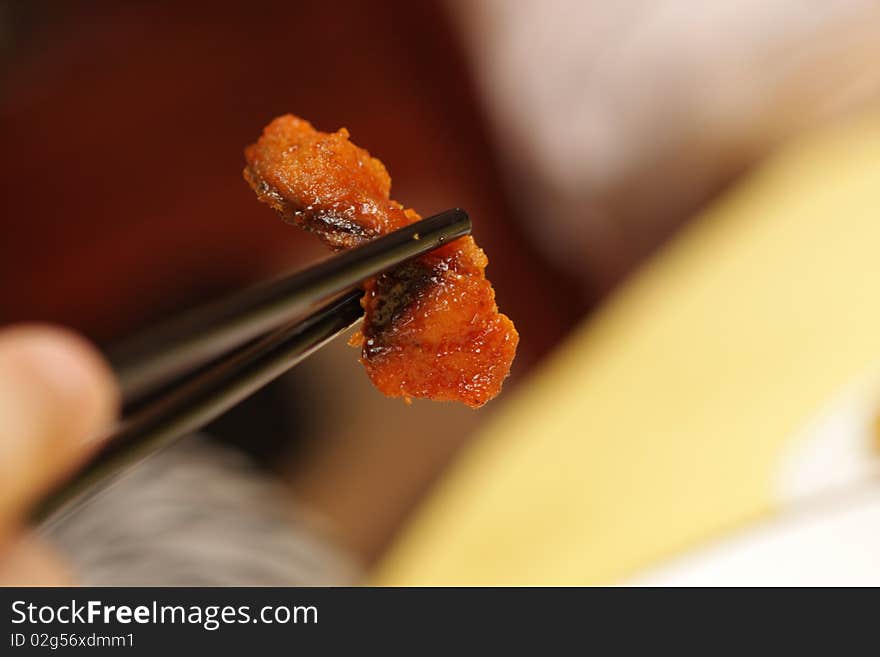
[
  {"xmin": 34, "ymin": 209, "xmax": 472, "ymax": 525},
  {"xmin": 35, "ymin": 291, "xmax": 364, "ymax": 525},
  {"xmin": 109, "ymin": 208, "xmax": 471, "ymax": 404}
]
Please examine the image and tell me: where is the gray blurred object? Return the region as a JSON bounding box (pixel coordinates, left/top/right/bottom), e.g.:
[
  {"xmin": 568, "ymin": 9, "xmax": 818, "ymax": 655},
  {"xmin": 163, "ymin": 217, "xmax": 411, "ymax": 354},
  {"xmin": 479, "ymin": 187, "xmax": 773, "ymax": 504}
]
[
  {"xmin": 46, "ymin": 436, "xmax": 362, "ymax": 586},
  {"xmin": 449, "ymin": 0, "xmax": 880, "ymax": 288}
]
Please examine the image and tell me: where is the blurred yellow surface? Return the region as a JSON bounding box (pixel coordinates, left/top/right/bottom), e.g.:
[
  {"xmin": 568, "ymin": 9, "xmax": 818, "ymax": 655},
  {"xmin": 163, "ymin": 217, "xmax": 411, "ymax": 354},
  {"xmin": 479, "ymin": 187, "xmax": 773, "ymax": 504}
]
[{"xmin": 374, "ymin": 113, "xmax": 880, "ymax": 585}]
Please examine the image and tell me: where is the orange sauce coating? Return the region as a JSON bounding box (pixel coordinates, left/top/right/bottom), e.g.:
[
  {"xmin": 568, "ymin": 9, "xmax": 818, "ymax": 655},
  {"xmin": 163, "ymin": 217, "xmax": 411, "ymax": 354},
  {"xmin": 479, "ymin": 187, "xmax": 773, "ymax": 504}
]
[{"xmin": 244, "ymin": 115, "xmax": 517, "ymax": 407}]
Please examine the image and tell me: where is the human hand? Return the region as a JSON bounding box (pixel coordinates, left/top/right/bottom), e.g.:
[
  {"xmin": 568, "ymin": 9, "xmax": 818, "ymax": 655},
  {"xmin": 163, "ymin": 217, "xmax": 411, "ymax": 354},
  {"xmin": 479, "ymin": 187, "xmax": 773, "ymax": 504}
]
[{"xmin": 0, "ymin": 325, "xmax": 117, "ymax": 585}]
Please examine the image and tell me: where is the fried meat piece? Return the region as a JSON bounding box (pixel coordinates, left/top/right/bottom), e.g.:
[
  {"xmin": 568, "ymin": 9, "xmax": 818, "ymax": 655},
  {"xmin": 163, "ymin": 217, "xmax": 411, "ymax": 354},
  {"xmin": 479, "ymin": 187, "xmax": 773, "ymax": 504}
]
[{"xmin": 244, "ymin": 115, "xmax": 517, "ymax": 407}]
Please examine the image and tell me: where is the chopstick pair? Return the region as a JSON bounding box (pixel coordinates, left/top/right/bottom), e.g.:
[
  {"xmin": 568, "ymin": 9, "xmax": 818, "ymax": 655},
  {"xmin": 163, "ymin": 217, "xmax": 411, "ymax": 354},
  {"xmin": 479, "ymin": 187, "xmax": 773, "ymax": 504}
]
[{"xmin": 34, "ymin": 209, "xmax": 472, "ymax": 525}]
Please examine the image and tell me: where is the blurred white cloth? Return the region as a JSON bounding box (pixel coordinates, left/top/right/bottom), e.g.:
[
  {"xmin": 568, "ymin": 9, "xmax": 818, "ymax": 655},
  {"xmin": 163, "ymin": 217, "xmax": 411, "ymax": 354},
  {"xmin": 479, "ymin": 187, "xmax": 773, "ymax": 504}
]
[
  {"xmin": 633, "ymin": 373, "xmax": 880, "ymax": 586},
  {"xmin": 450, "ymin": 0, "xmax": 880, "ymax": 286},
  {"xmin": 631, "ymin": 484, "xmax": 880, "ymax": 586}
]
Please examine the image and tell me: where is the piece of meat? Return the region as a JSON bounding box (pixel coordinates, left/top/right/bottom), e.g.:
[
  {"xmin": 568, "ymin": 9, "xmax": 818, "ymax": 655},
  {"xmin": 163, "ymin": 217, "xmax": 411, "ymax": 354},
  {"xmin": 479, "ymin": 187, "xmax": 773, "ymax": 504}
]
[{"xmin": 244, "ymin": 114, "xmax": 518, "ymax": 407}]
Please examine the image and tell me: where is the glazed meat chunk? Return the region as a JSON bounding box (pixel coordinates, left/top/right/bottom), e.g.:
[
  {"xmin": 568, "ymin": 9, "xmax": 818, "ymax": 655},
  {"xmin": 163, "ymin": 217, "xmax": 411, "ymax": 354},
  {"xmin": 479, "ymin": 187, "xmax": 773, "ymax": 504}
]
[{"xmin": 244, "ymin": 114, "xmax": 517, "ymax": 407}]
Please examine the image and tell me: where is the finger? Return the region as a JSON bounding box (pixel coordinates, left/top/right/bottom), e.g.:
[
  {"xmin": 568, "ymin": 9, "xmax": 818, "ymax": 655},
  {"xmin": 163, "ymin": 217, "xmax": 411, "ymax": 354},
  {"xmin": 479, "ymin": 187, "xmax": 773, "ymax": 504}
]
[
  {"xmin": 0, "ymin": 533, "xmax": 73, "ymax": 586},
  {"xmin": 0, "ymin": 324, "xmax": 118, "ymax": 539}
]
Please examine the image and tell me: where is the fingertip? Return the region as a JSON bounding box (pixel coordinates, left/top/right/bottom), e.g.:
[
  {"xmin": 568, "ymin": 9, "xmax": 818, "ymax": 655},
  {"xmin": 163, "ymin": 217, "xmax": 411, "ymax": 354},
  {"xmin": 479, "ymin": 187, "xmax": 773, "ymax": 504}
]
[
  {"xmin": 0, "ymin": 324, "xmax": 119, "ymax": 524},
  {"xmin": 0, "ymin": 324, "xmax": 119, "ymax": 442},
  {"xmin": 0, "ymin": 534, "xmax": 74, "ymax": 586}
]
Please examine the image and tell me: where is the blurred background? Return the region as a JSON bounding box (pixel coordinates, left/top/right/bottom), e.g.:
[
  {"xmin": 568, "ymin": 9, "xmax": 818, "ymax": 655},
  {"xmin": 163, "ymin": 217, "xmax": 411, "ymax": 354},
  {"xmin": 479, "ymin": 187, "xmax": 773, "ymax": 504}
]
[{"xmin": 3, "ymin": 0, "xmax": 880, "ymax": 585}]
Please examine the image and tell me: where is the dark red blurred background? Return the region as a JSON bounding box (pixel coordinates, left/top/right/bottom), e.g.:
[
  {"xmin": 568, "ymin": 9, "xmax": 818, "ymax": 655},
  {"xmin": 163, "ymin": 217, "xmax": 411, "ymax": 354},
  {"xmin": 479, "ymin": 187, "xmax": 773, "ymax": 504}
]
[
  {"xmin": 1, "ymin": 0, "xmax": 584, "ymax": 365},
  {"xmin": 1, "ymin": 0, "xmax": 592, "ymax": 561}
]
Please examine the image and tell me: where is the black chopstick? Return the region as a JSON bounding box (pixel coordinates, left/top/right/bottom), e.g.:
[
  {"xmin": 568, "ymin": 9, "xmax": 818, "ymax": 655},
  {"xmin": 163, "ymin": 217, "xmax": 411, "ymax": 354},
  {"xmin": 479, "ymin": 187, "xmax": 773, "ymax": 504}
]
[
  {"xmin": 33, "ymin": 209, "xmax": 472, "ymax": 525},
  {"xmin": 109, "ymin": 208, "xmax": 471, "ymax": 404},
  {"xmin": 35, "ymin": 290, "xmax": 364, "ymax": 525}
]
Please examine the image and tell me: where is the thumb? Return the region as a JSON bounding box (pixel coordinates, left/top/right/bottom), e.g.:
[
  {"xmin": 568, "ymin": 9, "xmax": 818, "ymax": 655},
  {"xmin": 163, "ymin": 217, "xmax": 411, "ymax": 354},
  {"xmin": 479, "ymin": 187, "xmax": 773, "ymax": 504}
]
[{"xmin": 0, "ymin": 325, "xmax": 118, "ymax": 538}]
